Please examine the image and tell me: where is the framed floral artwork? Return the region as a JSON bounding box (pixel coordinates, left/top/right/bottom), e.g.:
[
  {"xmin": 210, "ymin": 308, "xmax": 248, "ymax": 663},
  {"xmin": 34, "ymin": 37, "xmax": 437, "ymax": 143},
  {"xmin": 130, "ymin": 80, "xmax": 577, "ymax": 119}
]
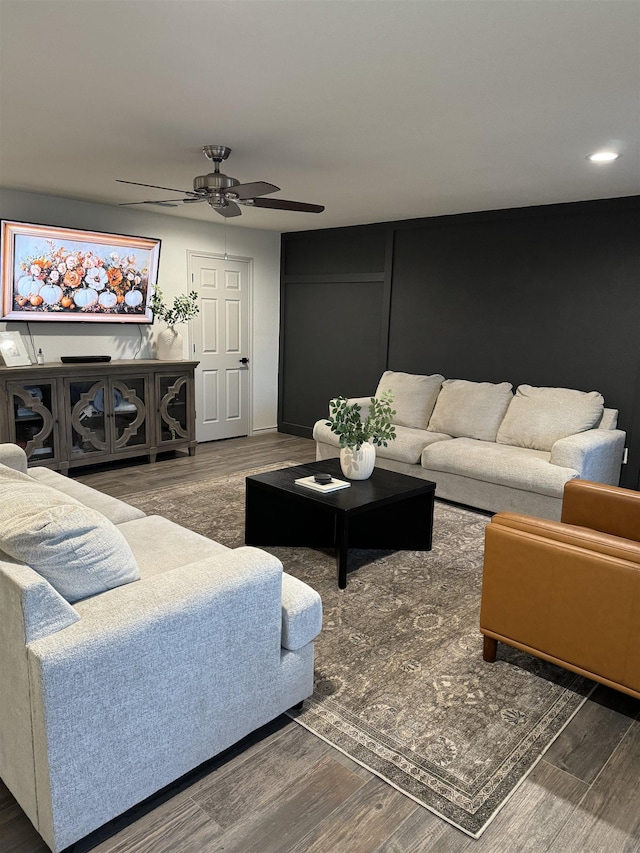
[{"xmin": 0, "ymin": 221, "xmax": 161, "ymax": 323}]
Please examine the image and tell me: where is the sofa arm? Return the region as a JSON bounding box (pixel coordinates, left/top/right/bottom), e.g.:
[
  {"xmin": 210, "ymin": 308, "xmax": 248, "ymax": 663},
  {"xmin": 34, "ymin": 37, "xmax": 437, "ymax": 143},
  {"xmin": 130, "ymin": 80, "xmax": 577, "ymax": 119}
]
[
  {"xmin": 0, "ymin": 443, "xmax": 28, "ymax": 474},
  {"xmin": 32, "ymin": 546, "xmax": 285, "ymax": 658},
  {"xmin": 550, "ymin": 428, "xmax": 625, "ymax": 483},
  {"xmin": 281, "ymin": 573, "xmax": 322, "ymax": 650}
]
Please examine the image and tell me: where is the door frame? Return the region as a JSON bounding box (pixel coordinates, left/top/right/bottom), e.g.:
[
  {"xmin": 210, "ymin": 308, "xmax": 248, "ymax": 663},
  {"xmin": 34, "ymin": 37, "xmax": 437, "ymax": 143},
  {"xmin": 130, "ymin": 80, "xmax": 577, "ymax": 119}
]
[{"xmin": 186, "ymin": 250, "xmax": 254, "ymax": 440}]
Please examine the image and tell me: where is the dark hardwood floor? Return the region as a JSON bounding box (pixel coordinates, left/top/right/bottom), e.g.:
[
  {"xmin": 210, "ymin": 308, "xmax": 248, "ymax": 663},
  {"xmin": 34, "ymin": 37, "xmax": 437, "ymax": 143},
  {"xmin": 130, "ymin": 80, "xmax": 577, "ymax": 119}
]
[{"xmin": 2, "ymin": 433, "xmax": 640, "ymax": 853}]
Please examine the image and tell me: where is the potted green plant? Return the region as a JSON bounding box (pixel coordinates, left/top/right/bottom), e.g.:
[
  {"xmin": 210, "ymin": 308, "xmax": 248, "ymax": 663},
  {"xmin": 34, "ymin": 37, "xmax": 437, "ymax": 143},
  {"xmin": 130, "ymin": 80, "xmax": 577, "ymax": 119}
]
[
  {"xmin": 325, "ymin": 391, "xmax": 396, "ymax": 479},
  {"xmin": 150, "ymin": 287, "xmax": 199, "ymax": 360}
]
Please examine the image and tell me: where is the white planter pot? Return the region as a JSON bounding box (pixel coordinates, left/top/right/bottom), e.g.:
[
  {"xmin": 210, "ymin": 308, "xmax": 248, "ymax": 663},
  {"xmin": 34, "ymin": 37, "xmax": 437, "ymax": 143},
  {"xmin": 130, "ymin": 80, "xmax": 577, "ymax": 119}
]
[
  {"xmin": 157, "ymin": 327, "xmax": 183, "ymax": 360},
  {"xmin": 339, "ymin": 442, "xmax": 376, "ymax": 480}
]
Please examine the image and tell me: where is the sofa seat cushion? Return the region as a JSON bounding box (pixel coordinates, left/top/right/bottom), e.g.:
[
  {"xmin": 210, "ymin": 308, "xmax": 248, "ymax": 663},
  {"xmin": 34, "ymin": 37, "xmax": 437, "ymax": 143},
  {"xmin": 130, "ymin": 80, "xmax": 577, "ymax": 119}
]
[
  {"xmin": 118, "ymin": 514, "xmax": 230, "ymax": 579},
  {"xmin": 314, "ymin": 419, "xmax": 450, "ymax": 464},
  {"xmin": 427, "ymin": 379, "xmax": 513, "ymax": 441},
  {"xmin": 422, "ymin": 438, "xmax": 579, "ymax": 497},
  {"xmin": 376, "ymin": 425, "xmax": 452, "ymax": 464},
  {"xmin": 497, "ymin": 385, "xmax": 605, "ymax": 452},
  {"xmin": 0, "ymin": 464, "xmax": 140, "ymax": 602},
  {"xmin": 375, "ymin": 371, "xmax": 444, "ymax": 429},
  {"xmin": 29, "ymin": 467, "xmax": 146, "ymax": 525}
]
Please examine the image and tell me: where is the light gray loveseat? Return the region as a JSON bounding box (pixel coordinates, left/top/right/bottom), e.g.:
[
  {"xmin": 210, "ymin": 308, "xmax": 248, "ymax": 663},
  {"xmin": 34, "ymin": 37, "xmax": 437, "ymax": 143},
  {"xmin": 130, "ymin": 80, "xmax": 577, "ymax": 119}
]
[
  {"xmin": 0, "ymin": 443, "xmax": 322, "ymax": 853},
  {"xmin": 314, "ymin": 371, "xmax": 626, "ymax": 520}
]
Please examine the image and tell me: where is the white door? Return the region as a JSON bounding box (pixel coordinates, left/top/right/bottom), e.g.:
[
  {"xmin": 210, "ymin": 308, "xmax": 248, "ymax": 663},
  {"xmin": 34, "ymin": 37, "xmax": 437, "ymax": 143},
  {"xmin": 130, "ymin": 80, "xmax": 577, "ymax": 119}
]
[{"xmin": 189, "ymin": 253, "xmax": 251, "ymax": 442}]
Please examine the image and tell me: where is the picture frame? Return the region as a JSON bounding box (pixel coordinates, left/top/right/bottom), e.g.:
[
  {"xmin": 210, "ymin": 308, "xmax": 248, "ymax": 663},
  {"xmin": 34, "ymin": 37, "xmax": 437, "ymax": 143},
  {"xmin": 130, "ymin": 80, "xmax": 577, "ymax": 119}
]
[
  {"xmin": 0, "ymin": 330, "xmax": 33, "ymax": 367},
  {"xmin": 0, "ymin": 221, "xmax": 161, "ymax": 324}
]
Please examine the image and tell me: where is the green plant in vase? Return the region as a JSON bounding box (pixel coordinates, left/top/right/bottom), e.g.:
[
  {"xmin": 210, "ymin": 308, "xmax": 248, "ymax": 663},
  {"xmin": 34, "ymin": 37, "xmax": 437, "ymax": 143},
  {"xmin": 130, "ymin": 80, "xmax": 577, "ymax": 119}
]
[
  {"xmin": 150, "ymin": 287, "xmax": 199, "ymax": 328},
  {"xmin": 325, "ymin": 391, "xmax": 396, "ymax": 480},
  {"xmin": 150, "ymin": 287, "xmax": 199, "ymax": 360}
]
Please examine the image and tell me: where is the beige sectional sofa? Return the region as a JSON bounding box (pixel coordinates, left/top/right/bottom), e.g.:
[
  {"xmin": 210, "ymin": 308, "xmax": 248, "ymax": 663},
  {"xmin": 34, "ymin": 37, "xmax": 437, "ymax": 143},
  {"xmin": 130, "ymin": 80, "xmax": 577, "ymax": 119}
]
[
  {"xmin": 314, "ymin": 371, "xmax": 626, "ymax": 520},
  {"xmin": 0, "ymin": 443, "xmax": 322, "ymax": 852}
]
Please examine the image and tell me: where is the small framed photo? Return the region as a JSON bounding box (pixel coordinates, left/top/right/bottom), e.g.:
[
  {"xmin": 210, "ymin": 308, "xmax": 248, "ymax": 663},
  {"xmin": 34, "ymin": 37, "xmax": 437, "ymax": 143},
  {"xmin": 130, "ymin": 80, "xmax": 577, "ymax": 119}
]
[{"xmin": 0, "ymin": 331, "xmax": 32, "ymax": 367}]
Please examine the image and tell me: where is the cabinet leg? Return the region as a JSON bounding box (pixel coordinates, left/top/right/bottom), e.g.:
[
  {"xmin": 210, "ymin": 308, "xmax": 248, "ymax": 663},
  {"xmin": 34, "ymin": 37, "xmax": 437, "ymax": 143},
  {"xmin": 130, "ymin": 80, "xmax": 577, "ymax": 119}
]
[{"xmin": 188, "ymin": 442, "xmax": 197, "ymax": 457}]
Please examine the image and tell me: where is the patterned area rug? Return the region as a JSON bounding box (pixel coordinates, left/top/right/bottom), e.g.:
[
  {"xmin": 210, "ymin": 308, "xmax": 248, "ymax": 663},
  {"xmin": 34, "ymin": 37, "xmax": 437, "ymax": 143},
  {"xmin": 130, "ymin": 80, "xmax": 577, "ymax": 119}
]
[{"xmin": 123, "ymin": 465, "xmax": 592, "ymax": 838}]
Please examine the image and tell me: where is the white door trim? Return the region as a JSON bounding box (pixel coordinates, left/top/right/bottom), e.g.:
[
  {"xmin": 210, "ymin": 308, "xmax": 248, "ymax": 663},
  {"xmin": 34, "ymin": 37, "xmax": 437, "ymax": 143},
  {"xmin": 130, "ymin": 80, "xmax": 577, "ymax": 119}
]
[{"xmin": 186, "ymin": 250, "xmax": 254, "ymax": 439}]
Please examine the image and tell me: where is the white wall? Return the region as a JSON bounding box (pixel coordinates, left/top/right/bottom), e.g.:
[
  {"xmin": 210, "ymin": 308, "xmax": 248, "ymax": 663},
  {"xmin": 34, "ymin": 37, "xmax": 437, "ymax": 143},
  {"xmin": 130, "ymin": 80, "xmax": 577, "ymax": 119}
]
[{"xmin": 0, "ymin": 188, "xmax": 281, "ymax": 433}]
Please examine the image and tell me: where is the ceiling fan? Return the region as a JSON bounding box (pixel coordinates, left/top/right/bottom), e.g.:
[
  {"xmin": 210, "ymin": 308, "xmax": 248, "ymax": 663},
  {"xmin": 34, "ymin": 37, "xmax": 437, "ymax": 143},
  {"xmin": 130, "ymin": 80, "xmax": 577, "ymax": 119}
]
[{"xmin": 117, "ymin": 145, "xmax": 324, "ymax": 218}]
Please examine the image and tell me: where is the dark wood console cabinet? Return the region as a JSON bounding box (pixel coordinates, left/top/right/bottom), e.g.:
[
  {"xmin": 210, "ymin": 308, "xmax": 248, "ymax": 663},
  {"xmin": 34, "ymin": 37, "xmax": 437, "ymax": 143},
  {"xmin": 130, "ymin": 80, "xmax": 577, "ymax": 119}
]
[{"xmin": 0, "ymin": 360, "xmax": 198, "ymax": 473}]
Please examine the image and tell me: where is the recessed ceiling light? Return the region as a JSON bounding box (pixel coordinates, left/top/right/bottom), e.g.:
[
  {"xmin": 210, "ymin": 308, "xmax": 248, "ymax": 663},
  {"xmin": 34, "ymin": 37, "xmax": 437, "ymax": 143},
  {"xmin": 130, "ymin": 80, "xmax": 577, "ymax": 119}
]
[{"xmin": 586, "ymin": 151, "xmax": 620, "ymax": 163}]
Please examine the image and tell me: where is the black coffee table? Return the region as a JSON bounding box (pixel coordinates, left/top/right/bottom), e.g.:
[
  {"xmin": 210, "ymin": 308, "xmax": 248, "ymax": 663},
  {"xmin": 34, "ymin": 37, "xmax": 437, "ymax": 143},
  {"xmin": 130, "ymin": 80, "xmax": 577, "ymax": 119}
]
[{"xmin": 245, "ymin": 459, "xmax": 435, "ymax": 588}]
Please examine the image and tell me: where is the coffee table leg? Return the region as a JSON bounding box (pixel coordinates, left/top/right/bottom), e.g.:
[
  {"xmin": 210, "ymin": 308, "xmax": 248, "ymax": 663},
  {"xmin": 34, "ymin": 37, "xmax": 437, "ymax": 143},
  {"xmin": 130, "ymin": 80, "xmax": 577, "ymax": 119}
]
[{"xmin": 336, "ymin": 515, "xmax": 349, "ymax": 589}]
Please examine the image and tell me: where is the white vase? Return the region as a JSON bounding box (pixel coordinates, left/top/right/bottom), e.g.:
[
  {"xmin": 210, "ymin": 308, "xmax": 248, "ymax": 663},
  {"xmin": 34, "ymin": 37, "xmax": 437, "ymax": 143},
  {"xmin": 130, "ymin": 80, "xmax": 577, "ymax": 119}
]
[
  {"xmin": 157, "ymin": 327, "xmax": 183, "ymax": 360},
  {"xmin": 339, "ymin": 442, "xmax": 376, "ymax": 480}
]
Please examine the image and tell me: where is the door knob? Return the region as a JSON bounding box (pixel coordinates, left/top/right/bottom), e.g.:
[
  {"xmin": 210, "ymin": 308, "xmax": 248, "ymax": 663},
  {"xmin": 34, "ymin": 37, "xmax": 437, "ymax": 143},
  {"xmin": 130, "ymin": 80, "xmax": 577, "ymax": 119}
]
[{"xmin": 239, "ymin": 357, "xmax": 249, "ymax": 365}]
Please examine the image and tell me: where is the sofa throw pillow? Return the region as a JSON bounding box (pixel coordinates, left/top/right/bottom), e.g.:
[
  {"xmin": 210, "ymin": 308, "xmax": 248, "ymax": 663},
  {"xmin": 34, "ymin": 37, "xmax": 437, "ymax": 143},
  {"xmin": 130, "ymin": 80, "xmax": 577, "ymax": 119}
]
[
  {"xmin": 496, "ymin": 385, "xmax": 605, "ymax": 452},
  {"xmin": 427, "ymin": 379, "xmax": 514, "ymax": 441},
  {"xmin": 0, "ymin": 463, "xmax": 139, "ymax": 603},
  {"xmin": 375, "ymin": 371, "xmax": 445, "ymax": 429}
]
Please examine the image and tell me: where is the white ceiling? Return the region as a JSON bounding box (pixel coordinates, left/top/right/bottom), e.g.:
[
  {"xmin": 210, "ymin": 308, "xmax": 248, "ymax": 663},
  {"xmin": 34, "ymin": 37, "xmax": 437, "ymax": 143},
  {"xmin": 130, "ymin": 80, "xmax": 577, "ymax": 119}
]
[{"xmin": 1, "ymin": 0, "xmax": 639, "ymax": 233}]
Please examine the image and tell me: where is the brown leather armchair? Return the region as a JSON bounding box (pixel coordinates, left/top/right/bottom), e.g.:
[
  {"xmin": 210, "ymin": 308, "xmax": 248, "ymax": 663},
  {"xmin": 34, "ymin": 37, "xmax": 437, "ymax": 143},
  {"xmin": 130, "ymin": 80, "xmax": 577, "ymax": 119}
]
[{"xmin": 480, "ymin": 479, "xmax": 640, "ymax": 700}]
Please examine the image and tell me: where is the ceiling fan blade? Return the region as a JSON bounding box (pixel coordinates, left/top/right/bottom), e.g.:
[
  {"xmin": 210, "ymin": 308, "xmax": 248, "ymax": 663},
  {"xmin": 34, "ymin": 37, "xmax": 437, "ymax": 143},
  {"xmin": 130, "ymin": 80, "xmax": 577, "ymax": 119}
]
[
  {"xmin": 119, "ymin": 199, "xmax": 181, "ymax": 207},
  {"xmin": 226, "ymin": 181, "xmax": 280, "ymax": 200},
  {"xmin": 213, "ymin": 202, "xmax": 242, "ymax": 218},
  {"xmin": 251, "ymin": 198, "xmax": 325, "ymax": 213},
  {"xmin": 117, "ymin": 179, "xmax": 200, "ymax": 197}
]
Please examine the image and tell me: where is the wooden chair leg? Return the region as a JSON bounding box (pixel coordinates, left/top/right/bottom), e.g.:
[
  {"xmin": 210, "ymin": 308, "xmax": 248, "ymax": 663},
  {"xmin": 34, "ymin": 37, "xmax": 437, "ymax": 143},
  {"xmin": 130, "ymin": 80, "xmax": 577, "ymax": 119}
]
[{"xmin": 483, "ymin": 635, "xmax": 498, "ymax": 662}]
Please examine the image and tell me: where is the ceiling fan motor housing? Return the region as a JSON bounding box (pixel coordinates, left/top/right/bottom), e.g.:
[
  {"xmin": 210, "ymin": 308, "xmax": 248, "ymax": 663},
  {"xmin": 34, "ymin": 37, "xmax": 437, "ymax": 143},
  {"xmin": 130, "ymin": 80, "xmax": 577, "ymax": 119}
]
[{"xmin": 193, "ymin": 172, "xmax": 240, "ymax": 193}]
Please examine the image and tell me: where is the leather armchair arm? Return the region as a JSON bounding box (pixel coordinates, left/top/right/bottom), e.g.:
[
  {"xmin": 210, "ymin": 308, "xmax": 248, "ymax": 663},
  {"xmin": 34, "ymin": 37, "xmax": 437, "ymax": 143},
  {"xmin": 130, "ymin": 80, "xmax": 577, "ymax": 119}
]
[
  {"xmin": 561, "ymin": 479, "xmax": 640, "ymax": 542},
  {"xmin": 480, "ymin": 520, "xmax": 640, "ymax": 693},
  {"xmin": 491, "ymin": 512, "xmax": 640, "ymax": 564}
]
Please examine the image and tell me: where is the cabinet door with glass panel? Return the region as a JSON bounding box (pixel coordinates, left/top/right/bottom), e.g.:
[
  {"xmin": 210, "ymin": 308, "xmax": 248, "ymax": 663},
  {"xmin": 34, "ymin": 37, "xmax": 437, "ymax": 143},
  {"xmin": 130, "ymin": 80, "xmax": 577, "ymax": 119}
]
[
  {"xmin": 65, "ymin": 374, "xmax": 150, "ymax": 462},
  {"xmin": 6, "ymin": 379, "xmax": 61, "ymax": 467},
  {"xmin": 155, "ymin": 371, "xmax": 194, "ymax": 450}
]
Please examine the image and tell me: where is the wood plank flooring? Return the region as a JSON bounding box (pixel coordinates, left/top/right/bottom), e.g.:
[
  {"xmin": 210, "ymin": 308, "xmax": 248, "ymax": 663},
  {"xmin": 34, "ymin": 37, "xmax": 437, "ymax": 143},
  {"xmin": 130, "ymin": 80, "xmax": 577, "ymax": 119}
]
[{"xmin": 2, "ymin": 434, "xmax": 640, "ymax": 853}]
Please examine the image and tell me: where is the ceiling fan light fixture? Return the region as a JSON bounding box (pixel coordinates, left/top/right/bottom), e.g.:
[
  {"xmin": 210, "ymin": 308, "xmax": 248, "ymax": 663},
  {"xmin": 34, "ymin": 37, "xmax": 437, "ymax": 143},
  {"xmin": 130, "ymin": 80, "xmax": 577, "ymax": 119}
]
[{"xmin": 586, "ymin": 150, "xmax": 620, "ymax": 163}]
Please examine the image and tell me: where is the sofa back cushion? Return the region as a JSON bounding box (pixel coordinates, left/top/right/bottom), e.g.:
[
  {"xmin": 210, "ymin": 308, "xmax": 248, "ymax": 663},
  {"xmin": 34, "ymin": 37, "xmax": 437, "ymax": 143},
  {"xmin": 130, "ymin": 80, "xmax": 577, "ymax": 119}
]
[
  {"xmin": 375, "ymin": 371, "xmax": 445, "ymax": 429},
  {"xmin": 427, "ymin": 379, "xmax": 514, "ymax": 441},
  {"xmin": 496, "ymin": 385, "xmax": 605, "ymax": 451},
  {"xmin": 0, "ymin": 464, "xmax": 140, "ymax": 603}
]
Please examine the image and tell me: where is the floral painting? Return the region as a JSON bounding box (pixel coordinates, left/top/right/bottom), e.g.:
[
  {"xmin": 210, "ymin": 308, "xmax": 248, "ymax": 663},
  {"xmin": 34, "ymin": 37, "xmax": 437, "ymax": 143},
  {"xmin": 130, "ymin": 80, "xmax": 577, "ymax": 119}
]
[{"xmin": 1, "ymin": 221, "xmax": 161, "ymax": 323}]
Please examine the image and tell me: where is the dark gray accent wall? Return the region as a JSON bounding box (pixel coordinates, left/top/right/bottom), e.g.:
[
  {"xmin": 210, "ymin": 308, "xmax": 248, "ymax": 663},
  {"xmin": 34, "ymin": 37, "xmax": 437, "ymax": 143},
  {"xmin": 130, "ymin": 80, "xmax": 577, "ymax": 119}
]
[{"xmin": 279, "ymin": 197, "xmax": 640, "ymax": 489}]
